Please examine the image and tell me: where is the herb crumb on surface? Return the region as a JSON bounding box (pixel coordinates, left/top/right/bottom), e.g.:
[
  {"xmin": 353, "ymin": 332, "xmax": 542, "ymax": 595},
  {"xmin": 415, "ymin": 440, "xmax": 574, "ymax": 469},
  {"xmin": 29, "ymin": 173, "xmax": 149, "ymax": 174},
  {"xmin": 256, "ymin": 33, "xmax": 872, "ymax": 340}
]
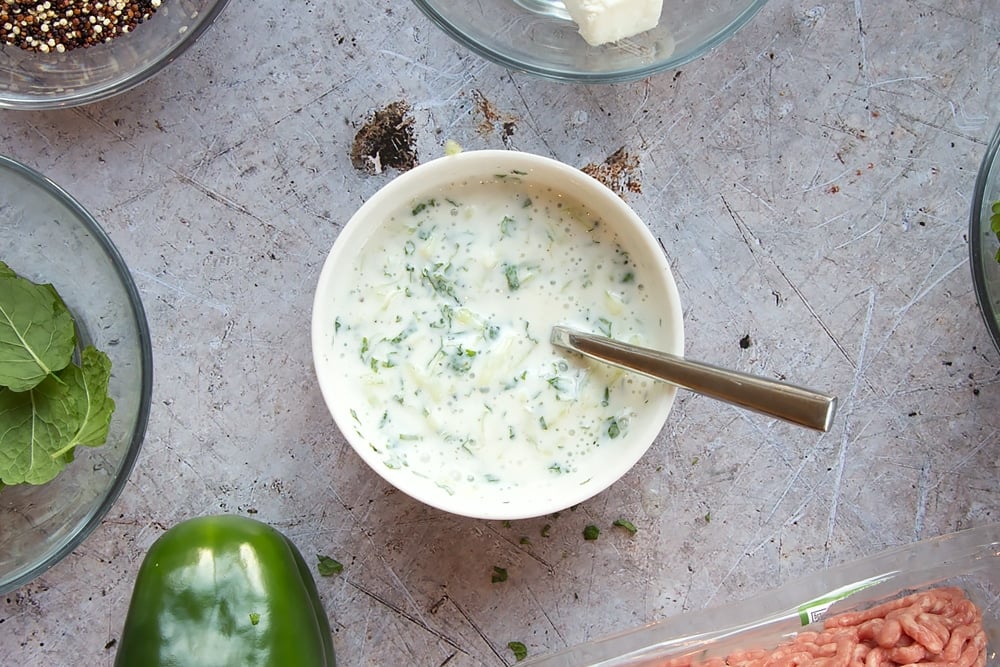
[
  {"xmin": 350, "ymin": 100, "xmax": 418, "ymax": 175},
  {"xmin": 508, "ymin": 641, "xmax": 528, "ymax": 662},
  {"xmin": 491, "ymin": 566, "xmax": 508, "ymax": 583},
  {"xmin": 581, "ymin": 147, "xmax": 642, "ymax": 198},
  {"xmin": 613, "ymin": 519, "xmax": 638, "ymax": 535},
  {"xmin": 583, "ymin": 524, "xmax": 600, "ymax": 540},
  {"xmin": 471, "ymin": 89, "xmax": 519, "ymax": 147},
  {"xmin": 316, "ymin": 554, "xmax": 343, "ymax": 577}
]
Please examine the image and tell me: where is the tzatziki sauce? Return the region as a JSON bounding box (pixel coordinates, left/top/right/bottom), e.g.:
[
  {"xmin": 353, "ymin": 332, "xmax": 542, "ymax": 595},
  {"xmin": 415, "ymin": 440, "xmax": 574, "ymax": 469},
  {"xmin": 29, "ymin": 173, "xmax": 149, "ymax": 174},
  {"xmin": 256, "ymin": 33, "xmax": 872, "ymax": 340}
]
[{"xmin": 322, "ymin": 171, "xmax": 674, "ymax": 511}]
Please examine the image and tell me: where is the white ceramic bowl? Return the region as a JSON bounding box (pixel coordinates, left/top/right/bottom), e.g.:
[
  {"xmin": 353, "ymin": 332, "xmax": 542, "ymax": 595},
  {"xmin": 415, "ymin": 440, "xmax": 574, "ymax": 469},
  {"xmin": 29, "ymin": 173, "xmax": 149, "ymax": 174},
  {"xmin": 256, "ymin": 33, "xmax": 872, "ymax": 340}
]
[{"xmin": 312, "ymin": 150, "xmax": 683, "ymax": 520}]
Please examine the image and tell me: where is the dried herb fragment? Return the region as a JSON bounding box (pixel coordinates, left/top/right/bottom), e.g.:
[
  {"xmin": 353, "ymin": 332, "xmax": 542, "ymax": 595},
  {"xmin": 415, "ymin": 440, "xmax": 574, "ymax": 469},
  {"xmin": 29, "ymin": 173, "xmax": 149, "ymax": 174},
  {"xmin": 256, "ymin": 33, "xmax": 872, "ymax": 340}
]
[
  {"xmin": 491, "ymin": 566, "xmax": 508, "ymax": 583},
  {"xmin": 350, "ymin": 101, "xmax": 418, "ymax": 175},
  {"xmin": 581, "ymin": 147, "xmax": 642, "ymax": 199},
  {"xmin": 583, "ymin": 524, "xmax": 600, "ymax": 541},
  {"xmin": 472, "ymin": 90, "xmax": 519, "ymax": 147}
]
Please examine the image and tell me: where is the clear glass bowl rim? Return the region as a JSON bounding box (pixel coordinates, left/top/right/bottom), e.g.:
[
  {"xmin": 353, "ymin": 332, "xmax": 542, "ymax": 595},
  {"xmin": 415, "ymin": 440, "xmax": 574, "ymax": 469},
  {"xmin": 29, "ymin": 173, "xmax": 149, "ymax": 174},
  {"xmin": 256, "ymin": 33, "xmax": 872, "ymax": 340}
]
[
  {"xmin": 409, "ymin": 0, "xmax": 770, "ymax": 83},
  {"xmin": 967, "ymin": 121, "xmax": 1000, "ymax": 355},
  {"xmin": 0, "ymin": 154, "xmax": 154, "ymax": 594},
  {"xmin": 0, "ymin": 0, "xmax": 232, "ymax": 110}
]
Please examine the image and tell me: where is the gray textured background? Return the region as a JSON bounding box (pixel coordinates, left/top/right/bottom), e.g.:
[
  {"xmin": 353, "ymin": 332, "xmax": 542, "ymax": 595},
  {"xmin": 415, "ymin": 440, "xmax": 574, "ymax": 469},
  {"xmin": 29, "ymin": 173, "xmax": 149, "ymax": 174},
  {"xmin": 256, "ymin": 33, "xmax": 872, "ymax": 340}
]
[{"xmin": 1, "ymin": 1, "xmax": 998, "ymax": 665}]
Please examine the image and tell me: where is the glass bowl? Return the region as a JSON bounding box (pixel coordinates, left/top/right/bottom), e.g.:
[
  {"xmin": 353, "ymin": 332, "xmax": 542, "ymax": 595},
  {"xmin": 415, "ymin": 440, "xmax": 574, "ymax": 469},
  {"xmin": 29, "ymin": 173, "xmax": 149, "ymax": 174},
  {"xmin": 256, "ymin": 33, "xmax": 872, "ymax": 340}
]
[
  {"xmin": 312, "ymin": 150, "xmax": 684, "ymax": 520},
  {"xmin": 410, "ymin": 0, "xmax": 769, "ymax": 83},
  {"xmin": 969, "ymin": 121, "xmax": 1000, "ymax": 354},
  {"xmin": 0, "ymin": 155, "xmax": 153, "ymax": 594},
  {"xmin": 0, "ymin": 0, "xmax": 230, "ymax": 110}
]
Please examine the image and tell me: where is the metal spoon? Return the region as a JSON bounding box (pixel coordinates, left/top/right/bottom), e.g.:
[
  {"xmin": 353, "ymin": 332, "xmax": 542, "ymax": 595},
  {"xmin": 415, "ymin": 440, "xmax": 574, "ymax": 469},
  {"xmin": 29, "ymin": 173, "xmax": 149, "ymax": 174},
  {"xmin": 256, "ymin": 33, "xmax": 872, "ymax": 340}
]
[{"xmin": 550, "ymin": 326, "xmax": 838, "ymax": 432}]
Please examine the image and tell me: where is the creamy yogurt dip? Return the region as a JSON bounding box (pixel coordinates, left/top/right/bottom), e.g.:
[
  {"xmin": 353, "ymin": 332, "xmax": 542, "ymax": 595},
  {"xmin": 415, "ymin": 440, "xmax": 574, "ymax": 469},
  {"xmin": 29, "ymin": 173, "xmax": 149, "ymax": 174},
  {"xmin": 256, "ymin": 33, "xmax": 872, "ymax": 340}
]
[{"xmin": 320, "ymin": 169, "xmax": 674, "ymax": 513}]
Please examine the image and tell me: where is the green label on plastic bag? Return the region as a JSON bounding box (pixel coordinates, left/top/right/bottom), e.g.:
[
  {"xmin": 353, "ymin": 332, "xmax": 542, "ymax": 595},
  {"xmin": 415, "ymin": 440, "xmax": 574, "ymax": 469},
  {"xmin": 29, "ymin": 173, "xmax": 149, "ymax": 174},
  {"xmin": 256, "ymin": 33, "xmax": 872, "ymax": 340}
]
[{"xmin": 796, "ymin": 574, "xmax": 894, "ymax": 625}]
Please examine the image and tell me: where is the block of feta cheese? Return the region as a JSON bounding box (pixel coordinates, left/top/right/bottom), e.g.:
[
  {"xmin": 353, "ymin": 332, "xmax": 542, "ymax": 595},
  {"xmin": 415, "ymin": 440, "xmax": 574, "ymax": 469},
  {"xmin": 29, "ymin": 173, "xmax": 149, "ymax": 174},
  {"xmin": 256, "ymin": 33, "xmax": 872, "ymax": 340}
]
[{"xmin": 562, "ymin": 0, "xmax": 664, "ymax": 46}]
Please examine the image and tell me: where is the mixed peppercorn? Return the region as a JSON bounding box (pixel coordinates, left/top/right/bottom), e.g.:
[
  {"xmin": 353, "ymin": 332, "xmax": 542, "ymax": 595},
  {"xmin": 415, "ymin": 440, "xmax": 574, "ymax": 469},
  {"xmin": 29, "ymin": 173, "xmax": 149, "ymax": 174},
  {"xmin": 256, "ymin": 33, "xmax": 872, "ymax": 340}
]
[{"xmin": 2, "ymin": 0, "xmax": 162, "ymax": 53}]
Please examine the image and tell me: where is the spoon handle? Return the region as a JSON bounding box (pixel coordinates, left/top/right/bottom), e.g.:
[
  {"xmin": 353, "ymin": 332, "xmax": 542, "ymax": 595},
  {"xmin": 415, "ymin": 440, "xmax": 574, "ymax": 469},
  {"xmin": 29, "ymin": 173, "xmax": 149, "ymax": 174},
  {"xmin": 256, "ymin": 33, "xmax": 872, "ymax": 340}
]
[{"xmin": 550, "ymin": 326, "xmax": 837, "ymax": 432}]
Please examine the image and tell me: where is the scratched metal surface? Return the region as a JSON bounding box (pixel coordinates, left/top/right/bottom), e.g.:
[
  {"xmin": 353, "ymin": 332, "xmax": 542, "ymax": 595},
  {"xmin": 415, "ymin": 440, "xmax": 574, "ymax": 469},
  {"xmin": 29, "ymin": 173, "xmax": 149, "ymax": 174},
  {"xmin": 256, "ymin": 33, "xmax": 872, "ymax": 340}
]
[{"xmin": 1, "ymin": 1, "xmax": 998, "ymax": 665}]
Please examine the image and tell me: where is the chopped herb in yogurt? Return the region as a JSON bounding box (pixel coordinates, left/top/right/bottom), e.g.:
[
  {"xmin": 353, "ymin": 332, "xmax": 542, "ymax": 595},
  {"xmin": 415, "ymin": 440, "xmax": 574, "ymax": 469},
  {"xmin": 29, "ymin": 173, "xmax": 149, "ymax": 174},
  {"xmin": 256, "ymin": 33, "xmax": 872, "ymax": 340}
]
[{"xmin": 326, "ymin": 175, "xmax": 670, "ymax": 507}]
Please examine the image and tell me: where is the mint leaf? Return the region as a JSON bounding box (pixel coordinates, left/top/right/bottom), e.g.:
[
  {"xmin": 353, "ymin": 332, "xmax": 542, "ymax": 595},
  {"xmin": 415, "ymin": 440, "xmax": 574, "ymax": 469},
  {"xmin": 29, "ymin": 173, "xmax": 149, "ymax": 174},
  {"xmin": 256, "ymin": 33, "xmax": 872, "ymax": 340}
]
[
  {"xmin": 67, "ymin": 347, "xmax": 114, "ymax": 442},
  {"xmin": 0, "ymin": 373, "xmax": 76, "ymax": 485},
  {"xmin": 0, "ymin": 346, "xmax": 114, "ymax": 486},
  {"xmin": 51, "ymin": 346, "xmax": 115, "ymax": 458},
  {"xmin": 0, "ymin": 263, "xmax": 116, "ymax": 489},
  {"xmin": 0, "ymin": 271, "xmax": 76, "ymax": 391}
]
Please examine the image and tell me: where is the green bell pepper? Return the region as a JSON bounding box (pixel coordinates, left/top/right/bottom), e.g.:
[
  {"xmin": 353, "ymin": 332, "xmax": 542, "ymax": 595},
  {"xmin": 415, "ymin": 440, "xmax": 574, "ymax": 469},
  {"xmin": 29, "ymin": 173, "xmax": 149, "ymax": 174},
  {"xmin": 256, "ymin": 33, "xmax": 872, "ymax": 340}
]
[{"xmin": 114, "ymin": 514, "xmax": 335, "ymax": 667}]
